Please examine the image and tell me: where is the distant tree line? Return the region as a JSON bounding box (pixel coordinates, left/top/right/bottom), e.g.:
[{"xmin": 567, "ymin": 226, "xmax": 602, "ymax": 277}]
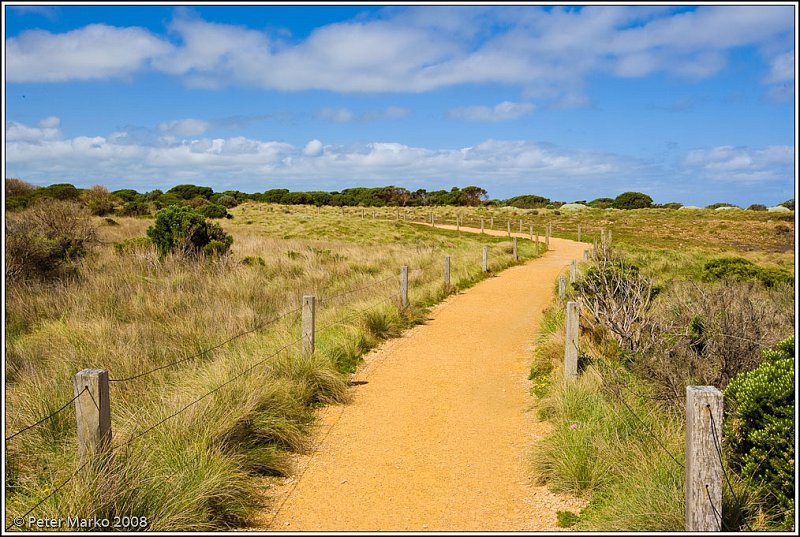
[{"xmin": 4, "ymin": 178, "xmax": 795, "ymax": 216}]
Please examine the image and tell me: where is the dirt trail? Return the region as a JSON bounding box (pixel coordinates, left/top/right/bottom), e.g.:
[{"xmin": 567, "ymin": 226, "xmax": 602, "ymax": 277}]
[{"xmin": 252, "ymin": 225, "xmax": 588, "ymax": 531}]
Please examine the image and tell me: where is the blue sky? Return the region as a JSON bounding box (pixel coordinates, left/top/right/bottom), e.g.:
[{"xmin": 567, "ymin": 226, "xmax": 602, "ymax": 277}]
[{"xmin": 4, "ymin": 2, "xmax": 796, "ymax": 206}]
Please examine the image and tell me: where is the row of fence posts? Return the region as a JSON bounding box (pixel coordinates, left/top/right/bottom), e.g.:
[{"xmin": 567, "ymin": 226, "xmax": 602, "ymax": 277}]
[
  {"xmin": 71, "ymin": 241, "xmax": 532, "ymax": 467},
  {"xmin": 563, "ymin": 250, "xmax": 724, "ymax": 532}
]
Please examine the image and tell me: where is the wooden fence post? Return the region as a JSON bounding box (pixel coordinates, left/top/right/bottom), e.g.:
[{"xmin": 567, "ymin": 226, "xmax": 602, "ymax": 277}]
[
  {"xmin": 564, "ymin": 301, "xmax": 580, "ymax": 380},
  {"xmin": 490, "ymin": 216, "xmax": 494, "ymax": 229},
  {"xmin": 529, "ymin": 224, "xmax": 533, "ymax": 241},
  {"xmin": 302, "ymin": 295, "xmax": 316, "ymax": 355},
  {"xmin": 545, "ymin": 223, "xmax": 551, "ymax": 248},
  {"xmin": 73, "ymin": 369, "xmax": 112, "ymax": 467},
  {"xmin": 507, "ymin": 221, "xmax": 511, "ymax": 237},
  {"xmin": 558, "ymin": 275, "xmax": 566, "ymax": 298},
  {"xmin": 513, "ymin": 237, "xmax": 518, "ymax": 261},
  {"xmin": 444, "ymin": 255, "xmax": 451, "ymax": 287},
  {"xmin": 577, "ymin": 224, "xmax": 581, "ymax": 242},
  {"xmin": 584, "ymin": 249, "xmax": 590, "ymax": 261},
  {"xmin": 686, "ymin": 386, "xmax": 723, "ymax": 532},
  {"xmin": 570, "ymin": 260, "xmax": 577, "ymax": 283},
  {"xmin": 482, "ymin": 246, "xmax": 488, "ymax": 273},
  {"xmin": 400, "ymin": 265, "xmax": 409, "ymax": 308},
  {"xmin": 519, "ymin": 219, "xmax": 523, "ymax": 232},
  {"xmin": 481, "ymin": 218, "xmax": 485, "ymax": 233}
]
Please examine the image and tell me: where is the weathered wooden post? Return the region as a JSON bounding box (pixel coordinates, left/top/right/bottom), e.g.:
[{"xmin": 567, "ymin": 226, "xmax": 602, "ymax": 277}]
[
  {"xmin": 519, "ymin": 219, "xmax": 523, "ymax": 232},
  {"xmin": 535, "ymin": 233, "xmax": 540, "ymax": 253},
  {"xmin": 570, "ymin": 260, "xmax": 577, "ymax": 283},
  {"xmin": 444, "ymin": 255, "xmax": 451, "ymax": 288},
  {"xmin": 507, "ymin": 221, "xmax": 511, "ymax": 237},
  {"xmin": 302, "ymin": 295, "xmax": 316, "ymax": 355},
  {"xmin": 490, "ymin": 216, "xmax": 494, "ymax": 229},
  {"xmin": 545, "ymin": 223, "xmax": 551, "ymax": 248},
  {"xmin": 583, "ymin": 249, "xmax": 590, "ymax": 261},
  {"xmin": 400, "ymin": 265, "xmax": 409, "ymax": 308},
  {"xmin": 513, "ymin": 237, "xmax": 518, "ymax": 261},
  {"xmin": 529, "ymin": 224, "xmax": 533, "ymax": 241},
  {"xmin": 577, "ymin": 224, "xmax": 581, "ymax": 242},
  {"xmin": 685, "ymin": 386, "xmax": 723, "ymax": 532},
  {"xmin": 564, "ymin": 301, "xmax": 580, "ymax": 380},
  {"xmin": 482, "ymin": 246, "xmax": 488, "ymax": 273},
  {"xmin": 481, "ymin": 218, "xmax": 485, "ymax": 233},
  {"xmin": 73, "ymin": 369, "xmax": 112, "ymax": 468},
  {"xmin": 558, "ymin": 276, "xmax": 566, "ymax": 298}
]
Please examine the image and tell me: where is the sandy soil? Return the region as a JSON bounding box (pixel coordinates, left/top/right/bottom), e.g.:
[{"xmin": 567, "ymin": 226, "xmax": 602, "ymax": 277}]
[{"xmin": 250, "ymin": 225, "xmax": 589, "ymax": 531}]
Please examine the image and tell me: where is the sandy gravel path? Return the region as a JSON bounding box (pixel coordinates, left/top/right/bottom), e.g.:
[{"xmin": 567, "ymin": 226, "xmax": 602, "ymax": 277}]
[{"xmin": 252, "ymin": 225, "xmax": 588, "ymax": 531}]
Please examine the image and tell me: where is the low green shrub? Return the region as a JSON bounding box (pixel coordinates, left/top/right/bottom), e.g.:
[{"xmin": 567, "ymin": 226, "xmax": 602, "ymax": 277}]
[
  {"xmin": 703, "ymin": 257, "xmax": 793, "ymax": 288},
  {"xmin": 197, "ymin": 203, "xmax": 228, "ymax": 219},
  {"xmin": 241, "ymin": 256, "xmax": 266, "ymax": 267},
  {"xmin": 146, "ymin": 205, "xmax": 233, "ymax": 258},
  {"xmin": 724, "ymin": 336, "xmax": 794, "ymax": 525},
  {"xmin": 113, "ymin": 236, "xmax": 154, "ymax": 255},
  {"xmin": 120, "ymin": 200, "xmax": 151, "ymax": 216}
]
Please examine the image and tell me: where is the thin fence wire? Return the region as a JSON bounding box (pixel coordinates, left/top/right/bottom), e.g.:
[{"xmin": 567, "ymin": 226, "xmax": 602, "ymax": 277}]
[
  {"xmin": 598, "ymin": 366, "xmax": 685, "ymax": 470},
  {"xmin": 316, "ymin": 294, "xmax": 401, "ymax": 335},
  {"xmin": 7, "ymin": 337, "xmax": 304, "ymax": 528},
  {"xmin": 707, "ymin": 404, "xmax": 753, "ymax": 531},
  {"xmin": 120, "ymin": 337, "xmax": 303, "ymax": 446},
  {"xmin": 108, "ymin": 306, "xmax": 303, "ymax": 382},
  {"xmin": 5, "ymin": 459, "xmax": 93, "ymax": 531},
  {"xmin": 317, "ymin": 276, "xmax": 394, "ymax": 306},
  {"xmin": 705, "ymin": 483, "xmax": 725, "ymax": 531},
  {"xmin": 5, "ymin": 387, "xmax": 88, "ymax": 442}
]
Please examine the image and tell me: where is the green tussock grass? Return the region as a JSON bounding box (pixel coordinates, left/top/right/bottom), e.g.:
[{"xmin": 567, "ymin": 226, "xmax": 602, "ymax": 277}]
[{"xmin": 5, "ymin": 202, "xmax": 545, "ymax": 530}]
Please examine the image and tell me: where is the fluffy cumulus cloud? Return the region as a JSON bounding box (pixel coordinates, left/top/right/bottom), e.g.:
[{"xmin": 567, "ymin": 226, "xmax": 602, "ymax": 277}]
[
  {"xmin": 6, "ymin": 24, "xmax": 173, "ymax": 82},
  {"xmin": 6, "ymin": 116, "xmax": 62, "ymax": 141},
  {"xmin": 682, "ymin": 145, "xmax": 793, "ymax": 182},
  {"xmin": 449, "ymin": 101, "xmax": 535, "ymax": 121},
  {"xmin": 6, "ymin": 118, "xmax": 634, "ymax": 192},
  {"xmin": 5, "ymin": 6, "xmax": 793, "ymax": 102}
]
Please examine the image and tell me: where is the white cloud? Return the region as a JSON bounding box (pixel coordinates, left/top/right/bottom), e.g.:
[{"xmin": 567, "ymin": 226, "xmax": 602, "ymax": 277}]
[
  {"xmin": 449, "ymin": 101, "xmax": 535, "ymax": 122},
  {"xmin": 5, "ymin": 6, "xmax": 792, "ymax": 103},
  {"xmin": 764, "ymin": 51, "xmax": 794, "ymax": 84},
  {"xmin": 315, "ymin": 107, "xmax": 355, "ymax": 123},
  {"xmin": 6, "ymin": 116, "xmax": 62, "ymax": 141},
  {"xmin": 6, "ymin": 119, "xmax": 633, "ymax": 191},
  {"xmin": 683, "ymin": 145, "xmax": 793, "ymax": 182},
  {"xmin": 303, "ymin": 139, "xmax": 323, "ymax": 156},
  {"xmin": 6, "ymin": 24, "xmax": 173, "ymax": 82},
  {"xmin": 158, "ymin": 118, "xmax": 213, "ymax": 136}
]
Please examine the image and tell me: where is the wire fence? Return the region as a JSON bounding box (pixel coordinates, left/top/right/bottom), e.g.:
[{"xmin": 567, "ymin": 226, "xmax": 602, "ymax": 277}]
[{"xmin": 5, "ymin": 269, "xmax": 415, "ymax": 529}]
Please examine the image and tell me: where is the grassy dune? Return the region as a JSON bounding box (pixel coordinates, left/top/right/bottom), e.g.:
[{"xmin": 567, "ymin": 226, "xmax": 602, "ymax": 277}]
[{"xmin": 5, "ymin": 203, "xmax": 541, "ymax": 530}]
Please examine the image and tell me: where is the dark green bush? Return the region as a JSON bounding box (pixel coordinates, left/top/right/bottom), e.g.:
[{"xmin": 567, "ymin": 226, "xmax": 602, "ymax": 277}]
[
  {"xmin": 119, "ymin": 200, "xmax": 151, "ymax": 216},
  {"xmin": 779, "ymin": 199, "xmax": 794, "ymax": 210},
  {"xmin": 746, "ymin": 204, "xmax": 767, "ymax": 211},
  {"xmin": 197, "ymin": 203, "xmax": 228, "ymax": 219},
  {"xmin": 215, "ymin": 194, "xmax": 238, "ymax": 208},
  {"xmin": 724, "ymin": 336, "xmax": 794, "ymax": 523},
  {"xmin": 146, "ymin": 205, "xmax": 232, "ymax": 257},
  {"xmin": 612, "ymin": 192, "xmax": 652, "ymax": 210},
  {"xmin": 703, "ymin": 257, "xmax": 793, "ymax": 288},
  {"xmin": 705, "ymin": 202, "xmax": 737, "ymax": 210}
]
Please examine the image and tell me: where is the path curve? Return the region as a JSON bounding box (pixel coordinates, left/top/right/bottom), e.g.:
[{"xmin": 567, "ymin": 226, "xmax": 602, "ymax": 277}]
[{"xmin": 252, "ymin": 225, "xmax": 588, "ymax": 531}]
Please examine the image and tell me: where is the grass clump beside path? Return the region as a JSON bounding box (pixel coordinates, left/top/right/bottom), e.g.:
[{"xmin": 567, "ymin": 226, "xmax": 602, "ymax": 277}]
[{"xmin": 5, "ymin": 202, "xmax": 543, "ymax": 531}]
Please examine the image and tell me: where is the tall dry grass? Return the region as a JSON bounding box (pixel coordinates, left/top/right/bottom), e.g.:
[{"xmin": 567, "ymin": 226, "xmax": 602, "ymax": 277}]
[{"xmin": 5, "ymin": 203, "xmax": 542, "ymax": 530}]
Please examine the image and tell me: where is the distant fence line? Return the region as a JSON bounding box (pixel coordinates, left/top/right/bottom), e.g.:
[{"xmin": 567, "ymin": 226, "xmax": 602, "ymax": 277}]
[{"xmin": 5, "ymin": 222, "xmax": 564, "ymax": 530}]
